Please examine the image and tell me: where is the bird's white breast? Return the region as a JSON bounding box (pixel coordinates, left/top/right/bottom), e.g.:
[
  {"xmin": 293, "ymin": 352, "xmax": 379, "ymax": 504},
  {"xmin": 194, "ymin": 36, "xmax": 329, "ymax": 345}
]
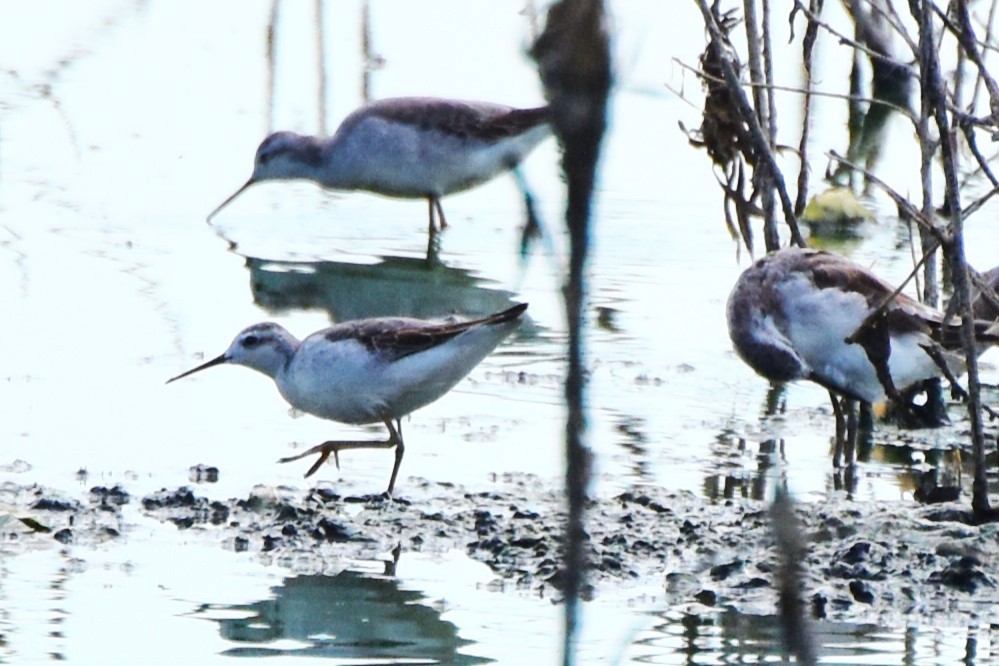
[
  {"xmin": 277, "ymin": 337, "xmax": 388, "ymax": 424},
  {"xmin": 777, "ymin": 274, "xmax": 939, "ymax": 403}
]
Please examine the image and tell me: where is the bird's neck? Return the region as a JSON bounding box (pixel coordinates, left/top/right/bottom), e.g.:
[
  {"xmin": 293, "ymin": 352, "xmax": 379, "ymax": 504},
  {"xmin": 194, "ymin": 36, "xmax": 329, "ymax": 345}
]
[
  {"xmin": 275, "ymin": 135, "xmax": 331, "ymax": 185},
  {"xmin": 307, "ymin": 136, "xmax": 354, "ymax": 189}
]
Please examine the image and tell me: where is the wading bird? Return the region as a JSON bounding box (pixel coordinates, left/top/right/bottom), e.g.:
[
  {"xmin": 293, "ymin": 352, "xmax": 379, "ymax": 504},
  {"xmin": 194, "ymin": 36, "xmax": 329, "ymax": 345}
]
[
  {"xmin": 727, "ymin": 247, "xmax": 999, "ymax": 443},
  {"xmin": 168, "ymin": 303, "xmax": 528, "ymax": 495},
  {"xmin": 209, "ymin": 97, "xmax": 551, "ymax": 258}
]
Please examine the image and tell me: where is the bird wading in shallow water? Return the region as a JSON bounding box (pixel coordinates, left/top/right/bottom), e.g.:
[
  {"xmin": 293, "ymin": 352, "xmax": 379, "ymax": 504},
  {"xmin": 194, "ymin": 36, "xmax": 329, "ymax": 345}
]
[
  {"xmin": 167, "ymin": 303, "xmax": 528, "ymax": 495},
  {"xmin": 208, "ymin": 97, "xmax": 551, "ymax": 259},
  {"xmin": 727, "ymin": 247, "xmax": 999, "ymax": 425}
]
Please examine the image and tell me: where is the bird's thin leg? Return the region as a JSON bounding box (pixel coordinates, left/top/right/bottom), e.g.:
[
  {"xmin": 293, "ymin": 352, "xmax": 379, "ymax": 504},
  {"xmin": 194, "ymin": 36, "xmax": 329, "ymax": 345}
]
[
  {"xmin": 384, "ymin": 419, "xmax": 405, "ymax": 496},
  {"xmin": 433, "ymin": 197, "xmax": 448, "ymax": 229},
  {"xmin": 426, "ymin": 196, "xmax": 448, "ymax": 234},
  {"xmin": 844, "ymin": 399, "xmax": 858, "ymax": 467},
  {"xmin": 510, "ymin": 166, "xmax": 562, "ymax": 278},
  {"xmin": 277, "ymin": 418, "xmax": 405, "ymax": 494},
  {"xmin": 510, "ymin": 166, "xmax": 547, "ymax": 256},
  {"xmin": 830, "ymin": 391, "xmax": 846, "ymax": 468}
]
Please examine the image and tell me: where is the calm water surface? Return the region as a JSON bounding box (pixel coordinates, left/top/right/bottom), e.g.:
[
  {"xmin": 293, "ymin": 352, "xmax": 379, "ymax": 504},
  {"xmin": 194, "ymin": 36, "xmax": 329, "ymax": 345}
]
[{"xmin": 2, "ymin": 1, "xmax": 998, "ymax": 663}]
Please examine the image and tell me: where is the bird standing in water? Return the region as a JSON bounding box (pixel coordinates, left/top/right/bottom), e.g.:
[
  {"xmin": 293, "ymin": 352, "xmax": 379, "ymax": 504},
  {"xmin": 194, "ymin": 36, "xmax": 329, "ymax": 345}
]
[
  {"xmin": 208, "ymin": 97, "xmax": 551, "ymax": 259},
  {"xmin": 168, "ymin": 303, "xmax": 528, "ymax": 495},
  {"xmin": 727, "ymin": 247, "xmax": 999, "ymax": 428}
]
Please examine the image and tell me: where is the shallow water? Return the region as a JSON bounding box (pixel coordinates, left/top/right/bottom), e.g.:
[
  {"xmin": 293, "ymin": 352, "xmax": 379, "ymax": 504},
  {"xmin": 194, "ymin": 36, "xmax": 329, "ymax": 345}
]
[{"xmin": 2, "ymin": 1, "xmax": 999, "ymax": 663}]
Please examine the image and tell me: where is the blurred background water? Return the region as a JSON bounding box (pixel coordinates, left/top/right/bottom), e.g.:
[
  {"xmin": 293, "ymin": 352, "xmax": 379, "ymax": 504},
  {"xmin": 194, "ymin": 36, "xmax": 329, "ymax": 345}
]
[{"xmin": 2, "ymin": 1, "xmax": 998, "ymax": 663}]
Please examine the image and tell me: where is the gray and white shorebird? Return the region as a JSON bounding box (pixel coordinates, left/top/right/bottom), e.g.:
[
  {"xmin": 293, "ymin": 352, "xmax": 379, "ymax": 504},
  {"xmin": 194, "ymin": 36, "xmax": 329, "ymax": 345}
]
[
  {"xmin": 167, "ymin": 303, "xmax": 528, "ymax": 495},
  {"xmin": 727, "ymin": 247, "xmax": 999, "ymax": 413},
  {"xmin": 208, "ymin": 97, "xmax": 551, "ymax": 245}
]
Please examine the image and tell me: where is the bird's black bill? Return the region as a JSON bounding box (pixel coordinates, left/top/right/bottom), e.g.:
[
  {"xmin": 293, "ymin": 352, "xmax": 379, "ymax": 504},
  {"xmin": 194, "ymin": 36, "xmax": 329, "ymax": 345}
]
[
  {"xmin": 207, "ymin": 179, "xmax": 255, "ymax": 223},
  {"xmin": 166, "ymin": 354, "xmax": 228, "ymax": 384}
]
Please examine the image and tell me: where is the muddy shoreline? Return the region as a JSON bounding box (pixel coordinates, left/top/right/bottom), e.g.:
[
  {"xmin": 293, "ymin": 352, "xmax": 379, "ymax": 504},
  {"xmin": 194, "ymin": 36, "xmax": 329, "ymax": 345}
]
[{"xmin": 4, "ymin": 472, "xmax": 997, "ymax": 629}]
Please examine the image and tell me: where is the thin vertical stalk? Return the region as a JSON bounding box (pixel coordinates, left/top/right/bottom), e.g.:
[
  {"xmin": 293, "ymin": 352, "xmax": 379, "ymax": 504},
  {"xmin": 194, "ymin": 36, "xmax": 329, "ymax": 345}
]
[
  {"xmin": 743, "ymin": 0, "xmax": 779, "ymax": 250},
  {"xmin": 969, "ymin": 0, "xmax": 999, "ymax": 111},
  {"xmin": 362, "ymin": 0, "xmax": 374, "ymax": 103},
  {"xmin": 761, "ymin": 0, "xmax": 780, "ymax": 250},
  {"xmin": 266, "ymin": 0, "xmax": 279, "ymax": 134},
  {"xmin": 315, "ymin": 0, "xmax": 328, "ymax": 136},
  {"xmin": 794, "ymin": 0, "xmax": 824, "ymax": 218},
  {"xmin": 531, "ymin": 2, "xmax": 611, "ymax": 663},
  {"xmin": 695, "ymin": 0, "xmax": 806, "ymax": 248},
  {"xmin": 911, "ymin": 0, "xmax": 992, "ymax": 516},
  {"xmin": 906, "ymin": 0, "xmax": 939, "ymax": 308},
  {"xmin": 907, "ymin": 0, "xmax": 943, "ymax": 419}
]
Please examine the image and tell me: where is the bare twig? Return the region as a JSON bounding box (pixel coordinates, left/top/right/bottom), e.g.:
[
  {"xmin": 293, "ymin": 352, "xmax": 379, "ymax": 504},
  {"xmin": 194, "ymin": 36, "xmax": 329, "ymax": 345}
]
[
  {"xmin": 695, "ymin": 0, "xmax": 806, "ymax": 248},
  {"xmin": 934, "ymin": 1, "xmax": 999, "ymax": 126},
  {"xmin": 910, "ymin": 0, "xmax": 994, "ymax": 518},
  {"xmin": 968, "ymin": 0, "xmax": 999, "ymax": 112},
  {"xmin": 743, "ymin": 0, "xmax": 780, "ymax": 249},
  {"xmin": 672, "ymin": 57, "xmax": 916, "ymax": 121},
  {"xmin": 827, "ymin": 150, "xmax": 948, "ymax": 244},
  {"xmin": 792, "ymin": 0, "xmax": 824, "ymax": 218},
  {"xmin": 793, "ymin": 0, "xmax": 918, "ymax": 82},
  {"xmin": 844, "ymin": 243, "xmax": 937, "ymax": 349},
  {"xmin": 920, "ymin": 342, "xmax": 999, "ymax": 422}
]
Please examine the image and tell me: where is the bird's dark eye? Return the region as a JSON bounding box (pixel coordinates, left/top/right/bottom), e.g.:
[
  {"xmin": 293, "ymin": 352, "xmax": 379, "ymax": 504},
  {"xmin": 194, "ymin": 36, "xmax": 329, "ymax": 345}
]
[
  {"xmin": 256, "ymin": 134, "xmax": 287, "ymax": 165},
  {"xmin": 242, "ymin": 334, "xmax": 260, "ymax": 348}
]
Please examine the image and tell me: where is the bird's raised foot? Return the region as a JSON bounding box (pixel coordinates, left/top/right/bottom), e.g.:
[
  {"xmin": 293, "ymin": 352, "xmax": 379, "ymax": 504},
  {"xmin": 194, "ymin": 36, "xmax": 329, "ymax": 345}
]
[
  {"xmin": 277, "ymin": 443, "xmax": 341, "ymax": 478},
  {"xmin": 278, "ymin": 432, "xmax": 401, "ymax": 490}
]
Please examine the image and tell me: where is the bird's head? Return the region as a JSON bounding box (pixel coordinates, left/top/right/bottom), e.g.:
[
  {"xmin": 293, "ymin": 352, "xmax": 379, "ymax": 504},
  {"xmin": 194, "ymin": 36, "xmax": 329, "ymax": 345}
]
[
  {"xmin": 207, "ymin": 132, "xmax": 323, "ymax": 222},
  {"xmin": 167, "ymin": 322, "xmax": 299, "ymax": 384}
]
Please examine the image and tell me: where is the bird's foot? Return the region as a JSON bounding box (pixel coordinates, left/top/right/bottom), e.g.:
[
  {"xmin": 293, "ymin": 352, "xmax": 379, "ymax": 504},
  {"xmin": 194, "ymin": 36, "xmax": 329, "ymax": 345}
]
[{"xmin": 278, "ymin": 443, "xmax": 342, "ymax": 478}]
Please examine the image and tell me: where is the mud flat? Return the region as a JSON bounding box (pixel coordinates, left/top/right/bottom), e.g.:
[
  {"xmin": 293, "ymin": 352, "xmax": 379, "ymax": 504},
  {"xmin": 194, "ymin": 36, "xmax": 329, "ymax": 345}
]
[{"xmin": 4, "ymin": 473, "xmax": 998, "ymax": 628}]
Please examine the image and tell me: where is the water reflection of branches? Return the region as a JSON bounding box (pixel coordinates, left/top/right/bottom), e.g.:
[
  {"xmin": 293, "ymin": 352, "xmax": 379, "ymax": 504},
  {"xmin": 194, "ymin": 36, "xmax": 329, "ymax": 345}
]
[{"xmin": 613, "ymin": 415, "xmax": 653, "ymax": 483}]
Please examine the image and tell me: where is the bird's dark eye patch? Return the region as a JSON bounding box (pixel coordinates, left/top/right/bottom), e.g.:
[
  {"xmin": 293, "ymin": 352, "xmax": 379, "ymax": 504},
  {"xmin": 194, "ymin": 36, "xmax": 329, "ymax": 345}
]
[
  {"xmin": 256, "ymin": 133, "xmax": 289, "ymax": 165},
  {"xmin": 242, "ymin": 334, "xmax": 260, "ymax": 348}
]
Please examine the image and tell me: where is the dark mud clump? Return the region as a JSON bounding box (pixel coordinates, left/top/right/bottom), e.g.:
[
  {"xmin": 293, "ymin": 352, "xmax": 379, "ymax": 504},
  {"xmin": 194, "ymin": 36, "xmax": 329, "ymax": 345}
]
[
  {"xmin": 0, "ymin": 482, "xmax": 128, "ymax": 546},
  {"xmin": 3, "ymin": 475, "xmax": 998, "ymax": 627}
]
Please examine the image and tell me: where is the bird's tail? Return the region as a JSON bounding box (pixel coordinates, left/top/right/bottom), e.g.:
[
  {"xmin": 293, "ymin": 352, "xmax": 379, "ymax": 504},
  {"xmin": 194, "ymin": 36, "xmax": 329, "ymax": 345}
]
[{"xmin": 480, "ymin": 302, "xmax": 529, "ymax": 326}]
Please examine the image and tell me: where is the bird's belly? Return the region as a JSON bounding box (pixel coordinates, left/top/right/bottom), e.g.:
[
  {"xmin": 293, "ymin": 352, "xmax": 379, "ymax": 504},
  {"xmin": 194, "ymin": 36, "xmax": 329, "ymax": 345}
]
[
  {"xmin": 278, "ymin": 364, "xmax": 385, "ymax": 425},
  {"xmin": 333, "ymin": 123, "xmax": 547, "ymax": 197},
  {"xmin": 783, "ymin": 297, "xmax": 885, "ymax": 401},
  {"xmin": 282, "ymin": 383, "xmax": 382, "ymax": 425},
  {"xmin": 277, "ymin": 355, "xmax": 454, "ymax": 426},
  {"xmin": 786, "ymin": 303, "xmax": 939, "ymax": 403}
]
